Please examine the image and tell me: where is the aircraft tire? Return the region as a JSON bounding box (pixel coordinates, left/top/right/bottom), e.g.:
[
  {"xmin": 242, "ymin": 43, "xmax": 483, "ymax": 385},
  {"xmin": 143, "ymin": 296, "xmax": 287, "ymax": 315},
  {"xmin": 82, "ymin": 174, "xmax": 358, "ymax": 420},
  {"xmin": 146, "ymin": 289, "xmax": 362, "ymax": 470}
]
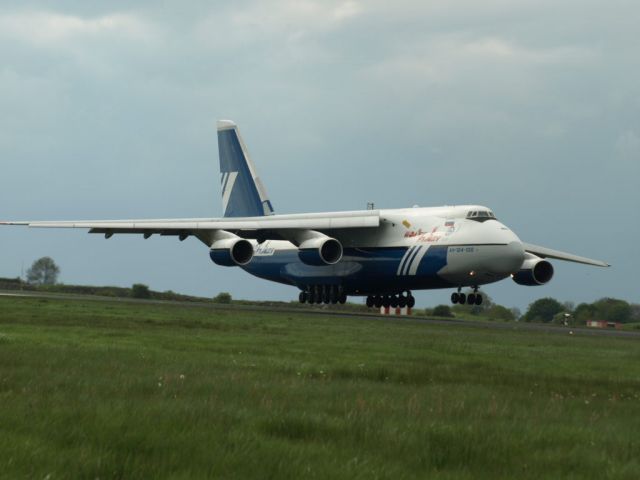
[
  {"xmin": 313, "ymin": 286, "xmax": 322, "ymax": 304},
  {"xmin": 299, "ymin": 291, "xmax": 307, "ymax": 303},
  {"xmin": 451, "ymin": 292, "xmax": 459, "ymax": 304},
  {"xmin": 382, "ymin": 296, "xmax": 391, "ymax": 308},
  {"xmin": 339, "ymin": 293, "xmax": 347, "ymax": 304},
  {"xmin": 407, "ymin": 295, "xmax": 415, "ymax": 308},
  {"xmin": 366, "ymin": 296, "xmax": 374, "ymax": 308},
  {"xmin": 328, "ymin": 285, "xmax": 340, "ymax": 305},
  {"xmin": 475, "ymin": 294, "xmax": 483, "ymax": 306},
  {"xmin": 390, "ymin": 295, "xmax": 398, "ymax": 308},
  {"xmin": 468, "ymin": 293, "xmax": 476, "ymax": 305},
  {"xmin": 374, "ymin": 296, "xmax": 383, "ymax": 308},
  {"xmin": 459, "ymin": 293, "xmax": 466, "ymax": 305},
  {"xmin": 398, "ymin": 295, "xmax": 407, "ymax": 308}
]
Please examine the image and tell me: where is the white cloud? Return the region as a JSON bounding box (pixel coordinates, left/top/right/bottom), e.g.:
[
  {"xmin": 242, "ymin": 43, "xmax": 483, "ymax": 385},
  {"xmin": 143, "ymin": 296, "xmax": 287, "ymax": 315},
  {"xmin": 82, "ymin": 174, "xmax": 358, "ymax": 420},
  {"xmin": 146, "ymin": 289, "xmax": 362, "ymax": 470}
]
[
  {"xmin": 461, "ymin": 37, "xmax": 595, "ymax": 65},
  {"xmin": 232, "ymin": 0, "xmax": 363, "ymax": 32},
  {"xmin": 361, "ymin": 34, "xmax": 599, "ymax": 103},
  {"xmin": 194, "ymin": 0, "xmax": 363, "ymax": 51},
  {"xmin": 0, "ymin": 11, "xmax": 156, "ymax": 46},
  {"xmin": 332, "ymin": 1, "xmax": 362, "ymax": 21}
]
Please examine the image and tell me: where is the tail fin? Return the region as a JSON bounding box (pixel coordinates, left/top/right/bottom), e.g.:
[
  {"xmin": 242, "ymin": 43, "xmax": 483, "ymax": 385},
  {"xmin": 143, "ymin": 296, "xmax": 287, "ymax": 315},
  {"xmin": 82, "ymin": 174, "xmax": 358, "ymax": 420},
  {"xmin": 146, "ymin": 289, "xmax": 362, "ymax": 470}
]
[{"xmin": 217, "ymin": 120, "xmax": 274, "ymax": 218}]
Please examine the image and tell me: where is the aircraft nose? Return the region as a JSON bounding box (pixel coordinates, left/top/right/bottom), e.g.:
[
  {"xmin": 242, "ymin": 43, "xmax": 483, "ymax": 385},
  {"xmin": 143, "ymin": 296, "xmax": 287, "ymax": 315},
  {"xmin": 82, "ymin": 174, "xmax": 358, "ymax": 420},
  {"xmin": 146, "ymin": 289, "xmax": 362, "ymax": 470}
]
[
  {"xmin": 489, "ymin": 222, "xmax": 525, "ymax": 274},
  {"xmin": 491, "ymin": 241, "xmax": 525, "ymax": 274}
]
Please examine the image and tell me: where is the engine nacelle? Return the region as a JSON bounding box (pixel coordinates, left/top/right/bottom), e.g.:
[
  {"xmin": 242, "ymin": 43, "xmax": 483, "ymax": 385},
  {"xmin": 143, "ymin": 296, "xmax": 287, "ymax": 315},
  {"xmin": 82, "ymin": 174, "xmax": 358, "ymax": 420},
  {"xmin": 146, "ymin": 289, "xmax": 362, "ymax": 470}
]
[
  {"xmin": 209, "ymin": 237, "xmax": 254, "ymax": 267},
  {"xmin": 512, "ymin": 254, "xmax": 554, "ymax": 286},
  {"xmin": 298, "ymin": 236, "xmax": 343, "ymax": 266}
]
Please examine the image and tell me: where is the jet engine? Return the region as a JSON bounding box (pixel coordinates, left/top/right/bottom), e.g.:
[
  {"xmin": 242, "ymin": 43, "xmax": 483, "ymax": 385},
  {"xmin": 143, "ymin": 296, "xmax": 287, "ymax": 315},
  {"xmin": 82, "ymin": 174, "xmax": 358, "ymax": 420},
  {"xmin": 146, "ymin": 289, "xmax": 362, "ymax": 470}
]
[
  {"xmin": 298, "ymin": 236, "xmax": 343, "ymax": 266},
  {"xmin": 209, "ymin": 237, "xmax": 254, "ymax": 266},
  {"xmin": 512, "ymin": 253, "xmax": 554, "ymax": 286}
]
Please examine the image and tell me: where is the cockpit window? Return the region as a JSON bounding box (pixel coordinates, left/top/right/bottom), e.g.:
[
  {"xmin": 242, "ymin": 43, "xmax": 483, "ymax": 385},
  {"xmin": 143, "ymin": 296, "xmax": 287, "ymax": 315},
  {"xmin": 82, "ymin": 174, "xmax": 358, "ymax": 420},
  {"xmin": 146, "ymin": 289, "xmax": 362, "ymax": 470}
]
[{"xmin": 467, "ymin": 210, "xmax": 497, "ymax": 222}]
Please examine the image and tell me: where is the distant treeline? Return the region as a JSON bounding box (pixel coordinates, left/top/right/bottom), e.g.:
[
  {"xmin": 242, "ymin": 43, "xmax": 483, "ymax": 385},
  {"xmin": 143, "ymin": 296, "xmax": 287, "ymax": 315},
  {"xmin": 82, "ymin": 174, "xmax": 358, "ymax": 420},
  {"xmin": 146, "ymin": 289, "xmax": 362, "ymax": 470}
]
[
  {"xmin": 0, "ymin": 277, "xmax": 370, "ymax": 312},
  {"xmin": 2, "ymin": 276, "xmax": 637, "ymax": 325},
  {"xmin": 0, "ymin": 277, "xmax": 206, "ymax": 303}
]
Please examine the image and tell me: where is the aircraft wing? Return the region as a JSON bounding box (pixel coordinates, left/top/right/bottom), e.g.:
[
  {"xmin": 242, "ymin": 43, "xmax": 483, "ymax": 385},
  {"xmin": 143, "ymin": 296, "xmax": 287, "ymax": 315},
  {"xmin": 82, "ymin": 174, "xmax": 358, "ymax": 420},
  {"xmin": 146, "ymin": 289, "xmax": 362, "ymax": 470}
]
[
  {"xmin": 523, "ymin": 242, "xmax": 610, "ymax": 267},
  {"xmin": 0, "ymin": 210, "xmax": 380, "ymax": 244}
]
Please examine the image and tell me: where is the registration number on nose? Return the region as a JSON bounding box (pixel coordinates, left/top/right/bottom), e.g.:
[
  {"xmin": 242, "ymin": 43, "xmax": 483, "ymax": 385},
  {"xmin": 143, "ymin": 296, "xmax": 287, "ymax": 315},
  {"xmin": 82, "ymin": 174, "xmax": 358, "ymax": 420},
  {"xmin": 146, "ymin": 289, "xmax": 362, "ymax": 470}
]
[{"xmin": 449, "ymin": 247, "xmax": 476, "ymax": 253}]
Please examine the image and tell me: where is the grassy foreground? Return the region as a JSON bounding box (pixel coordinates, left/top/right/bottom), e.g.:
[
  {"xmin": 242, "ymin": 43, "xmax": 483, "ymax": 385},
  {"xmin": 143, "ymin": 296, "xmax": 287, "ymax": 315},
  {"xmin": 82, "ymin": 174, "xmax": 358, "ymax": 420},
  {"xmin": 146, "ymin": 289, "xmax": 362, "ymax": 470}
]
[{"xmin": 0, "ymin": 297, "xmax": 639, "ymax": 479}]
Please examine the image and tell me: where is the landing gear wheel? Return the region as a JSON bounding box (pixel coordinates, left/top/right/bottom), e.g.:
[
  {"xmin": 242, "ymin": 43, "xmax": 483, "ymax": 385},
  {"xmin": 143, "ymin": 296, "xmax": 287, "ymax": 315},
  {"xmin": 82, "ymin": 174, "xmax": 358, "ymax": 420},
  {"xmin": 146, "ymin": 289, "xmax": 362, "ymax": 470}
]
[
  {"xmin": 407, "ymin": 295, "xmax": 415, "ymax": 308},
  {"xmin": 329, "ymin": 286, "xmax": 338, "ymax": 304},
  {"xmin": 366, "ymin": 296, "xmax": 374, "ymax": 308},
  {"xmin": 313, "ymin": 286, "xmax": 322, "ymax": 305},
  {"xmin": 398, "ymin": 295, "xmax": 407, "ymax": 308},
  {"xmin": 475, "ymin": 294, "xmax": 483, "ymax": 306},
  {"xmin": 382, "ymin": 296, "xmax": 391, "ymax": 308},
  {"xmin": 299, "ymin": 291, "xmax": 307, "ymax": 304},
  {"xmin": 322, "ymin": 287, "xmax": 330, "ymax": 304},
  {"xmin": 458, "ymin": 293, "xmax": 466, "ymax": 305},
  {"xmin": 339, "ymin": 293, "xmax": 347, "ymax": 304},
  {"xmin": 468, "ymin": 293, "xmax": 476, "ymax": 305},
  {"xmin": 374, "ymin": 296, "xmax": 383, "ymax": 308},
  {"xmin": 390, "ymin": 295, "xmax": 399, "ymax": 308},
  {"xmin": 451, "ymin": 292, "xmax": 459, "ymax": 304}
]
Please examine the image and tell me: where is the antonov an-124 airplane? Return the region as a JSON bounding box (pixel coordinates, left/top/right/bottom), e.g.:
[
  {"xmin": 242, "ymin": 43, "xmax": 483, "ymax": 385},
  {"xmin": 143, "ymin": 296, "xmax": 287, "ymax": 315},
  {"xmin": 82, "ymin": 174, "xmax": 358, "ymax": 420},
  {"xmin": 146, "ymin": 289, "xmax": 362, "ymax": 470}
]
[{"xmin": 2, "ymin": 120, "xmax": 609, "ymax": 309}]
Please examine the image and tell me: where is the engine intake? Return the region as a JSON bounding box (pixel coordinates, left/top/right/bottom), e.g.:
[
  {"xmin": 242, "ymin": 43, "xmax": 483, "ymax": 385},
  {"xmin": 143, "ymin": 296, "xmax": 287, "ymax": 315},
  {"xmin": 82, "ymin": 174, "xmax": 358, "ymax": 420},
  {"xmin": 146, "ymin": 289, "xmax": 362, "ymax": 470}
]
[
  {"xmin": 298, "ymin": 236, "xmax": 343, "ymax": 266},
  {"xmin": 512, "ymin": 254, "xmax": 554, "ymax": 286},
  {"xmin": 210, "ymin": 237, "xmax": 254, "ymax": 266}
]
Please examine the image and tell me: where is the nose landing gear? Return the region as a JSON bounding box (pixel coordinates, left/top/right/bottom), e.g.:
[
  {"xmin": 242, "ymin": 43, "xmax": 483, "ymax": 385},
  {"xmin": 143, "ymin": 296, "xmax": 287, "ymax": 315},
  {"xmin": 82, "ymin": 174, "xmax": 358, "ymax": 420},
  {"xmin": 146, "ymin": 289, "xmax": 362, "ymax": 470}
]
[{"xmin": 451, "ymin": 287, "xmax": 483, "ymax": 306}]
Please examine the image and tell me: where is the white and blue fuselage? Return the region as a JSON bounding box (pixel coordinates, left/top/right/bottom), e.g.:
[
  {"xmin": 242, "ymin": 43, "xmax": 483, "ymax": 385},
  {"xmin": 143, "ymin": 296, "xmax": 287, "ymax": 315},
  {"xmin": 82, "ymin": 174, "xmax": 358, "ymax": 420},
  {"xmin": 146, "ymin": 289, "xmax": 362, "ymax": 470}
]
[{"xmin": 240, "ymin": 205, "xmax": 524, "ymax": 296}]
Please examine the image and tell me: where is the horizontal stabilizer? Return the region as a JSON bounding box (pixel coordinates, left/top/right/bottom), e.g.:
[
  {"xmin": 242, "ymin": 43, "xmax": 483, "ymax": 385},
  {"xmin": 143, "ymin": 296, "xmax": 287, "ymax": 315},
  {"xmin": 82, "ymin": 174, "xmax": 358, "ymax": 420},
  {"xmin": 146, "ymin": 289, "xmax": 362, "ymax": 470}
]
[{"xmin": 523, "ymin": 242, "xmax": 610, "ymax": 267}]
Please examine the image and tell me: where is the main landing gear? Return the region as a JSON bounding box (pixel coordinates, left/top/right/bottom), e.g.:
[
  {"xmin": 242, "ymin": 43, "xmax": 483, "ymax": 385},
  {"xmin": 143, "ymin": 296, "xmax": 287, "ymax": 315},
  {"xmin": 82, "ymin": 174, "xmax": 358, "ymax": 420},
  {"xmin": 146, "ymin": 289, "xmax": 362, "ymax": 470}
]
[
  {"xmin": 451, "ymin": 287, "xmax": 483, "ymax": 306},
  {"xmin": 299, "ymin": 285, "xmax": 347, "ymax": 305},
  {"xmin": 365, "ymin": 292, "xmax": 415, "ymax": 309}
]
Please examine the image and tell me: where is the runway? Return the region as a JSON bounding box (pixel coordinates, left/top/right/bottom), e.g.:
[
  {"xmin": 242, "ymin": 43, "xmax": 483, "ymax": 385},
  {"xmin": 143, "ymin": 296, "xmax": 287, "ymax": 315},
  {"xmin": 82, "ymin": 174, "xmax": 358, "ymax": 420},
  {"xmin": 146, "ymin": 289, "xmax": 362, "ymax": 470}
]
[{"xmin": 1, "ymin": 290, "xmax": 638, "ymax": 339}]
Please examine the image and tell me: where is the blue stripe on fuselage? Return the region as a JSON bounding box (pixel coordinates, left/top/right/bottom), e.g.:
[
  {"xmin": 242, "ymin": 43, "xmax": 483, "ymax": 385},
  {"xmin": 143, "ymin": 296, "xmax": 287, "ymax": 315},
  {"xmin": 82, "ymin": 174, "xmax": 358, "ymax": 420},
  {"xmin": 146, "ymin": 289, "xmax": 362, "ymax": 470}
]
[
  {"xmin": 416, "ymin": 245, "xmax": 448, "ymax": 277},
  {"xmin": 397, "ymin": 246, "xmax": 416, "ymax": 275}
]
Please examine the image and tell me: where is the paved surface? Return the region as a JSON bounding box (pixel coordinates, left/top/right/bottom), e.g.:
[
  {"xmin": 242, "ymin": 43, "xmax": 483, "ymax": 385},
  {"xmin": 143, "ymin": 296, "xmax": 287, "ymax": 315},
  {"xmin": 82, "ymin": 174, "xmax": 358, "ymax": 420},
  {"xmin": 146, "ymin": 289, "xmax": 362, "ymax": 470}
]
[{"xmin": 1, "ymin": 290, "xmax": 638, "ymax": 339}]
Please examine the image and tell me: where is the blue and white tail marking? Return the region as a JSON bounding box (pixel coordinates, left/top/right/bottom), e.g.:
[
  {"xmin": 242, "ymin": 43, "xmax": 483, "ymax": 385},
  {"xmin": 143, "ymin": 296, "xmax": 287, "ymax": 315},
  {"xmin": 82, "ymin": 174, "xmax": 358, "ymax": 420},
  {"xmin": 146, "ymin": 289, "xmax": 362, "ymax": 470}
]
[
  {"xmin": 397, "ymin": 245, "xmax": 430, "ymax": 276},
  {"xmin": 217, "ymin": 120, "xmax": 274, "ymax": 218}
]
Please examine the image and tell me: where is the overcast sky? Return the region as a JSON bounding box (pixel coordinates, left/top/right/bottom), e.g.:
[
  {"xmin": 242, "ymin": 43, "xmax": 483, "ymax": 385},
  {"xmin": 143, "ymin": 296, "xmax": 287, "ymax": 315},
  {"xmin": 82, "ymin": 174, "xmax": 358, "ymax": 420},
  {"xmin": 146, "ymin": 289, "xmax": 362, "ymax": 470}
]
[{"xmin": 1, "ymin": 0, "xmax": 638, "ymax": 310}]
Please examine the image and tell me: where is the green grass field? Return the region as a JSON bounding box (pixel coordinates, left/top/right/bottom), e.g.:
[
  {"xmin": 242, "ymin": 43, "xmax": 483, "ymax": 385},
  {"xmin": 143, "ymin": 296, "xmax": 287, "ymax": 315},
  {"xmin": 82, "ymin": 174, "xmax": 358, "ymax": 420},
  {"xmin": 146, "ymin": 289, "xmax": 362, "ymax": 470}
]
[{"xmin": 1, "ymin": 296, "xmax": 639, "ymax": 479}]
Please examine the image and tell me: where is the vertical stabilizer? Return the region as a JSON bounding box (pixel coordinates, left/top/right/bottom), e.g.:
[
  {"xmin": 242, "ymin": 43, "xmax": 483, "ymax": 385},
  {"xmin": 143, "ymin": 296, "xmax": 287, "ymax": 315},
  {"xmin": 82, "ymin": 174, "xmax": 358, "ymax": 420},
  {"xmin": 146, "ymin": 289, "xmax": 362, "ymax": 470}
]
[{"xmin": 217, "ymin": 120, "xmax": 274, "ymax": 218}]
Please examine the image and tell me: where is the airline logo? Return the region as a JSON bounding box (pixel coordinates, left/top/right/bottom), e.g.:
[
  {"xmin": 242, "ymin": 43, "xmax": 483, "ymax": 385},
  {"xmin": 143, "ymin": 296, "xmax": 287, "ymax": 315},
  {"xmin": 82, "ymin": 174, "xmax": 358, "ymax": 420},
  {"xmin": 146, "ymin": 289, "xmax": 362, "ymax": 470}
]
[
  {"xmin": 255, "ymin": 241, "xmax": 275, "ymax": 256},
  {"xmin": 396, "ymin": 245, "xmax": 430, "ymax": 276},
  {"xmin": 221, "ymin": 171, "xmax": 238, "ymax": 213}
]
